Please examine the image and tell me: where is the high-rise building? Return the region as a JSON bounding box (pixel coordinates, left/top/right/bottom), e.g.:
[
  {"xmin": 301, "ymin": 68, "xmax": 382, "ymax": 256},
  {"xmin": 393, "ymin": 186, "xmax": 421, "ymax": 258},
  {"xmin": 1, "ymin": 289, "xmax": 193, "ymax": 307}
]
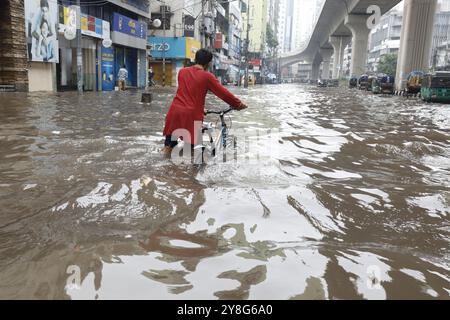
[
  {"xmin": 242, "ymin": 0, "xmax": 268, "ymax": 54},
  {"xmin": 276, "ymin": 0, "xmax": 287, "ymax": 53}
]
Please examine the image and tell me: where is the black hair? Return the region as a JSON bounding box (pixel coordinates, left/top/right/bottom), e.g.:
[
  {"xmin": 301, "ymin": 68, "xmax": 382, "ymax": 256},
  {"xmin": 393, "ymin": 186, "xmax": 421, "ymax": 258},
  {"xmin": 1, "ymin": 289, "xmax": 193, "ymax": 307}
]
[
  {"xmin": 195, "ymin": 49, "xmax": 213, "ymax": 66},
  {"xmin": 40, "ymin": 0, "xmax": 49, "ymax": 9}
]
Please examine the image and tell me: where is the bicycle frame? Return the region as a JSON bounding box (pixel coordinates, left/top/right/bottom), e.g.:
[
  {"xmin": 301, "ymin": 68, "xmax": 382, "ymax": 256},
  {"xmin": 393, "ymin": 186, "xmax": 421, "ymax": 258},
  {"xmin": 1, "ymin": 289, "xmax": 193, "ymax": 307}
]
[{"xmin": 196, "ymin": 108, "xmax": 234, "ymax": 163}]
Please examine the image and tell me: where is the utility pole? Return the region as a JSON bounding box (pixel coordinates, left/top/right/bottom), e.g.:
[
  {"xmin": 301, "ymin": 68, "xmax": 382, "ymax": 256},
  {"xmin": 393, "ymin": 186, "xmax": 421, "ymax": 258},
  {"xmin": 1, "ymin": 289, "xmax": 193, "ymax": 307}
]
[
  {"xmin": 162, "ymin": 1, "xmax": 166, "ymax": 87},
  {"xmin": 76, "ymin": 0, "xmax": 83, "ymax": 93},
  {"xmin": 244, "ymin": 0, "xmax": 250, "ymax": 88},
  {"xmin": 201, "ymin": 0, "xmax": 206, "ymax": 48}
]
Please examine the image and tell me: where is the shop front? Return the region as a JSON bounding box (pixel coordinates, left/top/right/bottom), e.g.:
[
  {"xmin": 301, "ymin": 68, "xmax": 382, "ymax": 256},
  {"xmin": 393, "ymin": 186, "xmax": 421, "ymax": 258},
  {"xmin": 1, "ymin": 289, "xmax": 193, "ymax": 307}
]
[
  {"xmin": 148, "ymin": 37, "xmax": 201, "ymax": 86},
  {"xmin": 57, "ymin": 5, "xmax": 112, "ymax": 91},
  {"xmin": 111, "ymin": 12, "xmax": 147, "ymax": 89}
]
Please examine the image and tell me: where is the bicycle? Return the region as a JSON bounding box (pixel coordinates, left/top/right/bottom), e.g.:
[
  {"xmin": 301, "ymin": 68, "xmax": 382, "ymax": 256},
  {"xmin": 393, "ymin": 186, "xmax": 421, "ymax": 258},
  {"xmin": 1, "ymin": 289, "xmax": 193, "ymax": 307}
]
[{"xmin": 193, "ymin": 107, "xmax": 238, "ymax": 164}]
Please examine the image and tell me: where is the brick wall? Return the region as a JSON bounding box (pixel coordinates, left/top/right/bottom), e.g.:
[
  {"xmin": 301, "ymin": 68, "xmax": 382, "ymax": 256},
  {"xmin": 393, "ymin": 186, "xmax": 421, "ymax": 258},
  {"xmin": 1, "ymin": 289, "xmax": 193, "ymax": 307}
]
[{"xmin": 0, "ymin": 0, "xmax": 29, "ymax": 91}]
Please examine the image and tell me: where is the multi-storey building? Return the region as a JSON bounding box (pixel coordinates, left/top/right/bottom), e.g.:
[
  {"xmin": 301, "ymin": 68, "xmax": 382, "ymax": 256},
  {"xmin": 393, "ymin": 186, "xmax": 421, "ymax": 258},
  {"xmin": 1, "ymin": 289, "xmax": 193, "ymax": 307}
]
[
  {"xmin": 242, "ymin": 0, "xmax": 268, "ymax": 83},
  {"xmin": 367, "ymin": 9, "xmax": 402, "ymax": 73},
  {"xmin": 148, "ymin": 0, "xmax": 202, "ymax": 86}
]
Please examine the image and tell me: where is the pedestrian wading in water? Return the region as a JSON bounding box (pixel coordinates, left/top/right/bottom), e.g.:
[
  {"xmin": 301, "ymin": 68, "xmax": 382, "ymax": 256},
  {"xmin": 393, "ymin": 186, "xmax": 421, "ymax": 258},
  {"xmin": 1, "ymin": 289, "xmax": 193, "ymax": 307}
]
[{"xmin": 162, "ymin": 49, "xmax": 247, "ymax": 156}]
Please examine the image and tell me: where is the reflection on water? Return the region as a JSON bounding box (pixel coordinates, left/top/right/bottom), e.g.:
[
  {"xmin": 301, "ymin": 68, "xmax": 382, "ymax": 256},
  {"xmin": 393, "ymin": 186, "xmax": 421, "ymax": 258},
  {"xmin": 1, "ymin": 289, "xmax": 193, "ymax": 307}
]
[{"xmin": 0, "ymin": 86, "xmax": 449, "ymax": 299}]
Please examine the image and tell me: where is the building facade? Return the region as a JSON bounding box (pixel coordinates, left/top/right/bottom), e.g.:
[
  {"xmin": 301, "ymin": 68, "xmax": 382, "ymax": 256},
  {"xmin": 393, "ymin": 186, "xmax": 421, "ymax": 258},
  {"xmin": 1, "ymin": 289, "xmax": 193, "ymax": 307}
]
[
  {"xmin": 0, "ymin": 0, "xmax": 150, "ymax": 92},
  {"xmin": 0, "ymin": 0, "xmax": 29, "ymax": 92},
  {"xmin": 148, "ymin": 0, "xmax": 204, "ymax": 86},
  {"xmin": 367, "ymin": 9, "xmax": 402, "ymax": 73}
]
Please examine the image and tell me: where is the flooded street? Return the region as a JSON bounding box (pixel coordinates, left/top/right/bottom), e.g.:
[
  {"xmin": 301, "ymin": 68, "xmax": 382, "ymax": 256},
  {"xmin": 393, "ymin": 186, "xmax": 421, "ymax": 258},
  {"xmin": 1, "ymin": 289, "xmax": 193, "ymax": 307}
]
[{"xmin": 0, "ymin": 84, "xmax": 449, "ymax": 299}]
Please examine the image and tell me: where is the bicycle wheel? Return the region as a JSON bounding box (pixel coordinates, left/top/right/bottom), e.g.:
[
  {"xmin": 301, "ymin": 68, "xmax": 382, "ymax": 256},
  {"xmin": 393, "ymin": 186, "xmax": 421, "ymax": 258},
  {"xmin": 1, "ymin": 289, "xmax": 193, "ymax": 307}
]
[{"xmin": 222, "ymin": 135, "xmax": 237, "ymax": 162}]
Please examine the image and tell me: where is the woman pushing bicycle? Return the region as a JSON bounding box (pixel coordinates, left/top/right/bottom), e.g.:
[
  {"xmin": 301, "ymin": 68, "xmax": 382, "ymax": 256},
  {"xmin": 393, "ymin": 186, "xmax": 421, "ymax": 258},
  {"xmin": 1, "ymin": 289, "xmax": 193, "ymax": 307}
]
[{"xmin": 162, "ymin": 49, "xmax": 248, "ymax": 156}]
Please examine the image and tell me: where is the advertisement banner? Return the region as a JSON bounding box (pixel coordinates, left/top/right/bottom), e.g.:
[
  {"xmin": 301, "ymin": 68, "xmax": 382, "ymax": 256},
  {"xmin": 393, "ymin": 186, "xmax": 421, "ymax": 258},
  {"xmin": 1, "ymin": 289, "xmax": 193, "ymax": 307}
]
[
  {"xmin": 81, "ymin": 14, "xmax": 88, "ymax": 31},
  {"xmin": 185, "ymin": 38, "xmax": 201, "ymax": 61},
  {"xmin": 183, "ymin": 15, "xmax": 195, "ymax": 38},
  {"xmin": 148, "ymin": 37, "xmax": 186, "ymax": 59},
  {"xmin": 88, "ymin": 15, "xmax": 95, "ymax": 32},
  {"xmin": 25, "ymin": 0, "xmax": 59, "ymax": 62},
  {"xmin": 102, "ymin": 21, "xmax": 111, "ymax": 40},
  {"xmin": 113, "ymin": 13, "xmax": 147, "ymax": 39},
  {"xmin": 59, "ymin": 5, "xmax": 105, "ymax": 40},
  {"xmin": 101, "ymin": 46, "xmax": 115, "ymax": 91},
  {"xmin": 95, "ymin": 18, "xmax": 103, "ymax": 35},
  {"xmin": 249, "ymin": 59, "xmax": 262, "ymax": 66},
  {"xmin": 214, "ymin": 33, "xmax": 223, "ymax": 49}
]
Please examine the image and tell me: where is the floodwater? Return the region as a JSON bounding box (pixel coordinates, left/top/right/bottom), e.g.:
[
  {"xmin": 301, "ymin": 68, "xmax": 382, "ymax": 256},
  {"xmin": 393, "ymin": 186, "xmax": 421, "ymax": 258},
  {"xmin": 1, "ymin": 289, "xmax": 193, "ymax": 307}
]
[{"xmin": 0, "ymin": 84, "xmax": 449, "ymax": 299}]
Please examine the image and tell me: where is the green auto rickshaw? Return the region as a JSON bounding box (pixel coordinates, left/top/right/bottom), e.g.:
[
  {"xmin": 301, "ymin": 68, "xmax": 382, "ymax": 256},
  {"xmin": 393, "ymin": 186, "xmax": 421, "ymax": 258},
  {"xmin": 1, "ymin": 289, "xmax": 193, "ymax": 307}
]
[
  {"xmin": 372, "ymin": 77, "xmax": 381, "ymax": 94},
  {"xmin": 367, "ymin": 76, "xmax": 377, "ymax": 92},
  {"xmin": 421, "ymin": 71, "xmax": 450, "ymax": 103}
]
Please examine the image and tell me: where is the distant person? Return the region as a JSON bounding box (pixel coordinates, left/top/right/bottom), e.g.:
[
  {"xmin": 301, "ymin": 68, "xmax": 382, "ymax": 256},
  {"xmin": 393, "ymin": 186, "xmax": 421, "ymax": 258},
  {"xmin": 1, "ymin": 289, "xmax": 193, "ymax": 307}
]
[
  {"xmin": 117, "ymin": 65, "xmax": 128, "ymax": 91},
  {"xmin": 162, "ymin": 49, "xmax": 247, "ymax": 156},
  {"xmin": 148, "ymin": 66, "xmax": 155, "ymax": 86}
]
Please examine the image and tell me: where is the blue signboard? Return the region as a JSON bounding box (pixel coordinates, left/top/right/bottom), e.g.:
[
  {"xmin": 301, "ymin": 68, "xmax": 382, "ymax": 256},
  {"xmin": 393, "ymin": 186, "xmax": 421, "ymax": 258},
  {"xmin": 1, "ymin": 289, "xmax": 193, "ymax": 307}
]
[
  {"xmin": 101, "ymin": 46, "xmax": 115, "ymax": 91},
  {"xmin": 148, "ymin": 37, "xmax": 186, "ymax": 59},
  {"xmin": 95, "ymin": 18, "xmax": 102, "ymax": 35},
  {"xmin": 112, "ymin": 13, "xmax": 147, "ymax": 39}
]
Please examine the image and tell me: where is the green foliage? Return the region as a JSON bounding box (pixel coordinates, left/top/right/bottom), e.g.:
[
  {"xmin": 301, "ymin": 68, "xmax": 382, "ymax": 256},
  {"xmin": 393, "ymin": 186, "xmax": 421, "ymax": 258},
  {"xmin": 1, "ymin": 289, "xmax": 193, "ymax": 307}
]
[{"xmin": 377, "ymin": 53, "xmax": 398, "ymax": 76}]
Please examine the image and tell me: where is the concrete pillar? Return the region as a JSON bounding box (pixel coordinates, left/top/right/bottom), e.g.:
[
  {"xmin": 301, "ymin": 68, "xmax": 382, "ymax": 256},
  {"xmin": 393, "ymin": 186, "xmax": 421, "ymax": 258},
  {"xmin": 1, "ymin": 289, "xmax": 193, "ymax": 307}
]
[
  {"xmin": 311, "ymin": 63, "xmax": 320, "ymax": 81},
  {"xmin": 344, "ymin": 14, "xmax": 371, "ymax": 78},
  {"xmin": 329, "ymin": 36, "xmax": 351, "ymax": 79},
  {"xmin": 319, "ymin": 48, "xmax": 333, "ymax": 80},
  {"xmin": 395, "ymin": 0, "xmax": 437, "ymax": 90}
]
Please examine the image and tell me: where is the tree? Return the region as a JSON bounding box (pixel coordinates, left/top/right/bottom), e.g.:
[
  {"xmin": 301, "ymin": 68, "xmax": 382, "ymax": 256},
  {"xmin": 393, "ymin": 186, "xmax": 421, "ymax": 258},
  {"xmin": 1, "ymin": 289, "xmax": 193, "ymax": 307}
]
[
  {"xmin": 266, "ymin": 23, "xmax": 279, "ymax": 58},
  {"xmin": 377, "ymin": 53, "xmax": 398, "ymax": 76}
]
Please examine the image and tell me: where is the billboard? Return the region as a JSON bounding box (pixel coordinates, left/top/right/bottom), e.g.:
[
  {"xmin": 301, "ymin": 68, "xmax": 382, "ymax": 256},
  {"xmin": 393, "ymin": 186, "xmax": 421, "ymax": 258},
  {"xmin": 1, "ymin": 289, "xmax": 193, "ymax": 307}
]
[
  {"xmin": 214, "ymin": 33, "xmax": 223, "ymax": 49},
  {"xmin": 25, "ymin": 0, "xmax": 59, "ymax": 63},
  {"xmin": 112, "ymin": 13, "xmax": 147, "ymax": 39},
  {"xmin": 183, "ymin": 15, "xmax": 195, "ymax": 38},
  {"xmin": 101, "ymin": 46, "xmax": 115, "ymax": 91}
]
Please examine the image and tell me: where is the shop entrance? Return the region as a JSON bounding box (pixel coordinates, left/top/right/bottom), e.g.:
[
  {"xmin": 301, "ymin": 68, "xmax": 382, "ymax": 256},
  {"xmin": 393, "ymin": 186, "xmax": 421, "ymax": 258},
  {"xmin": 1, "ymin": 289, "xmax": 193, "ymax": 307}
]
[
  {"xmin": 150, "ymin": 62, "xmax": 173, "ymax": 86},
  {"xmin": 115, "ymin": 46, "xmax": 137, "ymax": 88}
]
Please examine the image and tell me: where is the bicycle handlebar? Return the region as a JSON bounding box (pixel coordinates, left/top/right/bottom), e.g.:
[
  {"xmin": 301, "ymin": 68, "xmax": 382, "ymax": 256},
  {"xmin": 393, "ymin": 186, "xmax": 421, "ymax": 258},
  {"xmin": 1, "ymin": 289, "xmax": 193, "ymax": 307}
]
[{"xmin": 205, "ymin": 108, "xmax": 233, "ymax": 116}]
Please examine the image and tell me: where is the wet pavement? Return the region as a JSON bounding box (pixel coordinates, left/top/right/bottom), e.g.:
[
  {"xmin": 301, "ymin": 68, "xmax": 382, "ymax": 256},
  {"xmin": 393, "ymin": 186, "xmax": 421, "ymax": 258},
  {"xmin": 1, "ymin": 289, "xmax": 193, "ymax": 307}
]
[{"xmin": 0, "ymin": 84, "xmax": 449, "ymax": 299}]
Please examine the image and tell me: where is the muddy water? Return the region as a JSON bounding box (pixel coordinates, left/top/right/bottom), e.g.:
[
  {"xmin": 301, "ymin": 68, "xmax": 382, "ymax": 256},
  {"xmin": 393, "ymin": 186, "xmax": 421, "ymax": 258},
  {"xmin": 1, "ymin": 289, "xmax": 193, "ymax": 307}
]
[{"xmin": 0, "ymin": 85, "xmax": 449, "ymax": 299}]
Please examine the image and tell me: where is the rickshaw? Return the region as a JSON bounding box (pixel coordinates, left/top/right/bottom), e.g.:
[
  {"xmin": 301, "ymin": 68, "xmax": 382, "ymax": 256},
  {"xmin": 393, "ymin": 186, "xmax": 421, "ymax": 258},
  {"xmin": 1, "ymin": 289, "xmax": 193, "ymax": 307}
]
[
  {"xmin": 367, "ymin": 75, "xmax": 377, "ymax": 91},
  {"xmin": 349, "ymin": 77, "xmax": 358, "ymax": 88},
  {"xmin": 380, "ymin": 75, "xmax": 395, "ymax": 94},
  {"xmin": 317, "ymin": 79, "xmax": 327, "ymax": 87},
  {"xmin": 406, "ymin": 71, "xmax": 425, "ymax": 94},
  {"xmin": 421, "ymin": 71, "xmax": 450, "ymax": 103},
  {"xmin": 358, "ymin": 74, "xmax": 369, "ymax": 90},
  {"xmin": 328, "ymin": 79, "xmax": 339, "ymax": 87},
  {"xmin": 372, "ymin": 77, "xmax": 381, "ymax": 94}
]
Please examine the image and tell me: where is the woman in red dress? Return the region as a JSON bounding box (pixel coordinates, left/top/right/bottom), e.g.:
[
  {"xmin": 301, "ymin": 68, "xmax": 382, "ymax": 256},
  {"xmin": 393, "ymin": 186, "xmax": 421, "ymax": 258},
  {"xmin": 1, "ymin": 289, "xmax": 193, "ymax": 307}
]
[{"xmin": 162, "ymin": 49, "xmax": 247, "ymax": 155}]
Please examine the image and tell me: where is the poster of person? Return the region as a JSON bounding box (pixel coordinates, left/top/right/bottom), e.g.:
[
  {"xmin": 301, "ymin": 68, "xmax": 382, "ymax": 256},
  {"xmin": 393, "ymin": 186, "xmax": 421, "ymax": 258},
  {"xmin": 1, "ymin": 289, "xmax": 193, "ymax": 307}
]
[{"xmin": 25, "ymin": 0, "xmax": 59, "ymax": 63}]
